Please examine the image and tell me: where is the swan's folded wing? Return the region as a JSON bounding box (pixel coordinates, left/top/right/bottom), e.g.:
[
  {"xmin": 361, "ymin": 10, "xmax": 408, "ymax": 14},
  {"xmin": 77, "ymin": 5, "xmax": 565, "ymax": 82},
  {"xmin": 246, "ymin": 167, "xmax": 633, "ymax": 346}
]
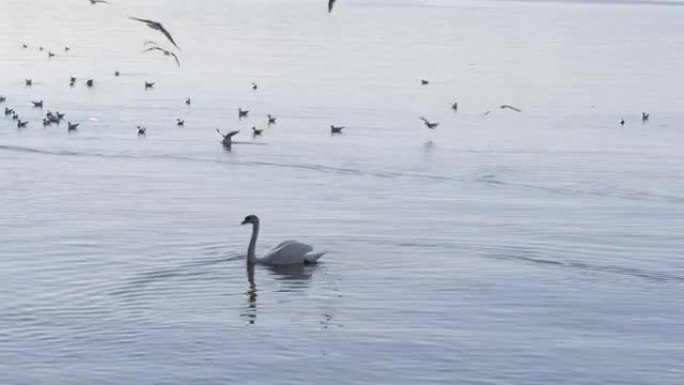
[{"xmin": 261, "ymin": 241, "xmax": 314, "ymax": 265}]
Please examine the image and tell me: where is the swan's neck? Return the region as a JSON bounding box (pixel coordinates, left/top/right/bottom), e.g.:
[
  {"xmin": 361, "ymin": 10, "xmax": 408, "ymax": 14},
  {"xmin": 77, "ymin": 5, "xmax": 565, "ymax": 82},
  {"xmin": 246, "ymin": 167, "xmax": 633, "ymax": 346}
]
[{"xmin": 247, "ymin": 221, "xmax": 260, "ymax": 264}]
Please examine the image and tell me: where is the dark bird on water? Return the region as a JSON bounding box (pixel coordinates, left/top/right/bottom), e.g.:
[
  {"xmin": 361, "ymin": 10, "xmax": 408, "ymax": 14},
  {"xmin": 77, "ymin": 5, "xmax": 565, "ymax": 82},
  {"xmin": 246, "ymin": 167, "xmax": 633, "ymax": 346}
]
[
  {"xmin": 86, "ymin": 79, "xmax": 94, "ymax": 87},
  {"xmin": 328, "ymin": 0, "xmax": 337, "ymax": 13},
  {"xmin": 642, "ymin": 112, "xmax": 650, "ymax": 123},
  {"xmin": 17, "ymin": 120, "xmax": 28, "ymax": 128},
  {"xmin": 64, "ymin": 46, "xmax": 70, "ymax": 51},
  {"xmin": 619, "ymin": 118, "xmax": 625, "ymax": 126},
  {"xmin": 89, "ymin": 0, "xmax": 110, "ymax": 4},
  {"xmin": 114, "ymin": 71, "xmax": 120, "ymax": 77},
  {"xmin": 452, "ymin": 102, "xmax": 458, "ymax": 112},
  {"xmin": 25, "ymin": 79, "xmax": 32, "ymax": 86},
  {"xmin": 43, "ymin": 118, "xmax": 51, "ymax": 127},
  {"xmin": 31, "ymin": 100, "xmax": 44, "ymax": 108},
  {"xmin": 176, "ymin": 118, "xmax": 184, "ymax": 126},
  {"xmin": 129, "ymin": 17, "xmax": 180, "ymax": 50},
  {"xmin": 4, "ymin": 107, "xmax": 14, "ymax": 116},
  {"xmin": 238, "ymin": 108, "xmax": 249, "ymax": 119},
  {"xmin": 0, "ymin": 96, "xmax": 6, "ymax": 103},
  {"xmin": 142, "ymin": 46, "xmax": 180, "ymax": 67},
  {"xmin": 420, "ymin": 117, "xmax": 439, "ymax": 129},
  {"xmin": 330, "ymin": 125, "xmax": 345, "ymax": 134},
  {"xmin": 217, "ymin": 128, "xmax": 240, "ymax": 148},
  {"xmin": 145, "ymin": 81, "xmax": 155, "ymax": 89},
  {"xmin": 68, "ymin": 122, "xmax": 79, "ymax": 132},
  {"xmin": 500, "ymin": 104, "xmax": 522, "ymax": 113},
  {"xmin": 22, "ymin": 43, "xmax": 28, "ymax": 49},
  {"xmin": 48, "ymin": 52, "xmax": 56, "ymax": 58},
  {"xmin": 252, "ymin": 82, "xmax": 258, "ymax": 91},
  {"xmin": 185, "ymin": 97, "xmax": 191, "ymax": 106},
  {"xmin": 421, "ymin": 79, "xmax": 429, "ymax": 85},
  {"xmin": 267, "ymin": 114, "xmax": 276, "ymax": 125},
  {"xmin": 252, "ymin": 127, "xmax": 263, "ymax": 136},
  {"xmin": 137, "ymin": 126, "xmax": 146, "ymax": 136}
]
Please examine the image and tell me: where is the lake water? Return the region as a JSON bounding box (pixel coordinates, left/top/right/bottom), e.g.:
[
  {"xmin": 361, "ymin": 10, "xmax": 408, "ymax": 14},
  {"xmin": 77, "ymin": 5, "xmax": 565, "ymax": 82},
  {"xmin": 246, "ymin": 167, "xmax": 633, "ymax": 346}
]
[{"xmin": 1, "ymin": 0, "xmax": 683, "ymax": 384}]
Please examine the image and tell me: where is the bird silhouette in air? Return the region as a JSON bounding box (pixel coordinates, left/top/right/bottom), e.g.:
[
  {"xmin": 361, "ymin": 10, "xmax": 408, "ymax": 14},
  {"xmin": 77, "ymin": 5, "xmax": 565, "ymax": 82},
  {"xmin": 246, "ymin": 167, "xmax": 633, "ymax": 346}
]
[
  {"xmin": 500, "ymin": 105, "xmax": 522, "ymax": 113},
  {"xmin": 129, "ymin": 17, "xmax": 180, "ymax": 50},
  {"xmin": 420, "ymin": 117, "xmax": 439, "ymax": 129},
  {"xmin": 142, "ymin": 46, "xmax": 180, "ymax": 66}
]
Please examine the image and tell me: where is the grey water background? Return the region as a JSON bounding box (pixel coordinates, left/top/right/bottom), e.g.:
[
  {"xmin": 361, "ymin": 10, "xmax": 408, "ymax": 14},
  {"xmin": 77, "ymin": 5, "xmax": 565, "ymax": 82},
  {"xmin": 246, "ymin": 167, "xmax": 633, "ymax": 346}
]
[{"xmin": 1, "ymin": 0, "xmax": 684, "ymax": 384}]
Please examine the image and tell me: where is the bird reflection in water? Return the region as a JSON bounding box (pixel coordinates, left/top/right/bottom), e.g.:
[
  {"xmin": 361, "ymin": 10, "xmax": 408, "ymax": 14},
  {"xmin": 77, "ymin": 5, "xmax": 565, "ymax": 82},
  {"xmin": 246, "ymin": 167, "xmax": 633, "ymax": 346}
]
[{"xmin": 242, "ymin": 263, "xmax": 318, "ymax": 325}]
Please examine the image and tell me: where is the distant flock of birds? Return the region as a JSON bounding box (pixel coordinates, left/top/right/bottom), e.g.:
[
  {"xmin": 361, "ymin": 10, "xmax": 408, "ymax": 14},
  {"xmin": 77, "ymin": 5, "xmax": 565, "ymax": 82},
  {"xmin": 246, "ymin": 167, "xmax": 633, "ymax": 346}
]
[{"xmin": 2, "ymin": 0, "xmax": 652, "ymax": 152}]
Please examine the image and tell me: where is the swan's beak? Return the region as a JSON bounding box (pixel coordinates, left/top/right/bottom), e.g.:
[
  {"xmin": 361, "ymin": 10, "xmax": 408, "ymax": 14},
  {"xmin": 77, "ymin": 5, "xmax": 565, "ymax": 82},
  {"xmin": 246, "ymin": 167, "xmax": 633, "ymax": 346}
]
[{"xmin": 241, "ymin": 219, "xmax": 248, "ymax": 225}]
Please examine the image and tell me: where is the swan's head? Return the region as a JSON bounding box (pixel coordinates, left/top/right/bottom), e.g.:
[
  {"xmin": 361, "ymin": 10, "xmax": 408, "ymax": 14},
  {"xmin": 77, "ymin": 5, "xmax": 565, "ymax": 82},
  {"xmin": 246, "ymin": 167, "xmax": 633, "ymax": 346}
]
[{"xmin": 241, "ymin": 215, "xmax": 258, "ymax": 225}]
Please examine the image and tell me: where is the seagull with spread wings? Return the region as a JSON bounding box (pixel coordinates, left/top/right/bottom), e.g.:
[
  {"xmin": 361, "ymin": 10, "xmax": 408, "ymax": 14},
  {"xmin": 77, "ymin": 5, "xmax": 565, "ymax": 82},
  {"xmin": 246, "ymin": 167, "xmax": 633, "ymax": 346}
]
[
  {"xmin": 142, "ymin": 46, "xmax": 180, "ymax": 66},
  {"xmin": 129, "ymin": 17, "xmax": 180, "ymax": 50}
]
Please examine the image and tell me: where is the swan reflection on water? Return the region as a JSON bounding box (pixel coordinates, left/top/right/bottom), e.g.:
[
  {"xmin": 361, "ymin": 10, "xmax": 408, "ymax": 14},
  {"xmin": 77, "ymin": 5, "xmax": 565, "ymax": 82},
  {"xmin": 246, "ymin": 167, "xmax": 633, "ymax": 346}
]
[{"xmin": 242, "ymin": 262, "xmax": 319, "ymax": 325}]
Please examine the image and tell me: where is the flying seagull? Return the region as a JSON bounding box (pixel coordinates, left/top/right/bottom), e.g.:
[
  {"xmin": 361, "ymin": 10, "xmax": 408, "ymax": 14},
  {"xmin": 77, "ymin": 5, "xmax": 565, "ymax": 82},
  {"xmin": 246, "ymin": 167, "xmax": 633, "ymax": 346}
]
[
  {"xmin": 500, "ymin": 104, "xmax": 522, "ymax": 113},
  {"xmin": 420, "ymin": 117, "xmax": 439, "ymax": 129},
  {"xmin": 129, "ymin": 17, "xmax": 180, "ymax": 50},
  {"xmin": 328, "ymin": 0, "xmax": 337, "ymax": 13},
  {"xmin": 142, "ymin": 46, "xmax": 180, "ymax": 66}
]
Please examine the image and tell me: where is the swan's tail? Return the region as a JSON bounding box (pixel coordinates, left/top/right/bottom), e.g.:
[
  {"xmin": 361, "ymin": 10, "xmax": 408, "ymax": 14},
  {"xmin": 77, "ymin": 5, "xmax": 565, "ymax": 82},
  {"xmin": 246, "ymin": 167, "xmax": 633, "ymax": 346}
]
[{"xmin": 303, "ymin": 252, "xmax": 325, "ymax": 264}]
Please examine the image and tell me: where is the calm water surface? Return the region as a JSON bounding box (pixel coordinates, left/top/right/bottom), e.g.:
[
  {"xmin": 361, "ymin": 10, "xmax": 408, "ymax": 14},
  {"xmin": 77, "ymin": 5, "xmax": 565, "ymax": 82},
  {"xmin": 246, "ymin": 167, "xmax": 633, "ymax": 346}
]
[{"xmin": 1, "ymin": 0, "xmax": 683, "ymax": 384}]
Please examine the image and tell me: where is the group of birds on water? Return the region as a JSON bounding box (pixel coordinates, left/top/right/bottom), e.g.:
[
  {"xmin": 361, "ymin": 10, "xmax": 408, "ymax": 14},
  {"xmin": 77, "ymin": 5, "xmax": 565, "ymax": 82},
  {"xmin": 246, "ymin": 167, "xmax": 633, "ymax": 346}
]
[{"xmin": 2, "ymin": 0, "xmax": 361, "ymax": 152}]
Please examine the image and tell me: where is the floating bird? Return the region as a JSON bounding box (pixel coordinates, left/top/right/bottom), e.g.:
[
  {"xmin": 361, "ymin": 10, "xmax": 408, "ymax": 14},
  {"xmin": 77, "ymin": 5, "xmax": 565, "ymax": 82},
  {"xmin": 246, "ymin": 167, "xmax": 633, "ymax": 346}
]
[
  {"xmin": 70, "ymin": 76, "xmax": 77, "ymax": 83},
  {"xmin": 31, "ymin": 100, "xmax": 44, "ymax": 108},
  {"xmin": 89, "ymin": 0, "xmax": 110, "ymax": 4},
  {"xmin": 252, "ymin": 82, "xmax": 258, "ymax": 91},
  {"xmin": 64, "ymin": 46, "xmax": 70, "ymax": 52},
  {"xmin": 145, "ymin": 81, "xmax": 155, "ymax": 89},
  {"xmin": 48, "ymin": 51, "xmax": 56, "ymax": 59},
  {"xmin": 217, "ymin": 128, "xmax": 240, "ymax": 148},
  {"xmin": 185, "ymin": 97, "xmax": 191, "ymax": 106},
  {"xmin": 114, "ymin": 71, "xmax": 120, "ymax": 77},
  {"xmin": 330, "ymin": 125, "xmax": 345, "ymax": 134},
  {"xmin": 128, "ymin": 17, "xmax": 180, "ymax": 50},
  {"xmin": 619, "ymin": 118, "xmax": 625, "ymax": 126},
  {"xmin": 0, "ymin": 96, "xmax": 5, "ymax": 103},
  {"xmin": 17, "ymin": 120, "xmax": 28, "ymax": 128},
  {"xmin": 43, "ymin": 118, "xmax": 51, "ymax": 127},
  {"xmin": 38, "ymin": 46, "xmax": 44, "ymax": 52},
  {"xmin": 483, "ymin": 110, "xmax": 491, "ymax": 116},
  {"xmin": 4, "ymin": 107, "xmax": 13, "ymax": 116},
  {"xmin": 12, "ymin": 112, "xmax": 19, "ymax": 120},
  {"xmin": 137, "ymin": 126, "xmax": 146, "ymax": 136},
  {"xmin": 22, "ymin": 43, "xmax": 28, "ymax": 49},
  {"xmin": 420, "ymin": 117, "xmax": 439, "ymax": 129},
  {"xmin": 500, "ymin": 104, "xmax": 522, "ymax": 113},
  {"xmin": 176, "ymin": 118, "xmax": 184, "ymax": 126},
  {"xmin": 238, "ymin": 108, "xmax": 249, "ymax": 118},
  {"xmin": 25, "ymin": 79, "xmax": 32, "ymax": 86},
  {"xmin": 252, "ymin": 127, "xmax": 263, "ymax": 136},
  {"xmin": 267, "ymin": 114, "xmax": 276, "ymax": 125},
  {"xmin": 328, "ymin": 0, "xmax": 337, "ymax": 13},
  {"xmin": 451, "ymin": 102, "xmax": 458, "ymax": 112},
  {"xmin": 56, "ymin": 112, "xmax": 66, "ymax": 120},
  {"xmin": 642, "ymin": 112, "xmax": 650, "ymax": 123},
  {"xmin": 142, "ymin": 46, "xmax": 180, "ymax": 67},
  {"xmin": 86, "ymin": 79, "xmax": 94, "ymax": 87},
  {"xmin": 421, "ymin": 79, "xmax": 429, "ymax": 85},
  {"xmin": 68, "ymin": 122, "xmax": 79, "ymax": 132},
  {"xmin": 241, "ymin": 214, "xmax": 325, "ymax": 265}
]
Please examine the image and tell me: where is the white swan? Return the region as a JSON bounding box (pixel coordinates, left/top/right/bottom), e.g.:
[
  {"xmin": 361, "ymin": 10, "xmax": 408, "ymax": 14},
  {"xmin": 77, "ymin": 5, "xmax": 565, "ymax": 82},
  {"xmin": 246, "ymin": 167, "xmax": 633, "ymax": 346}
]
[{"xmin": 241, "ymin": 215, "xmax": 325, "ymax": 265}]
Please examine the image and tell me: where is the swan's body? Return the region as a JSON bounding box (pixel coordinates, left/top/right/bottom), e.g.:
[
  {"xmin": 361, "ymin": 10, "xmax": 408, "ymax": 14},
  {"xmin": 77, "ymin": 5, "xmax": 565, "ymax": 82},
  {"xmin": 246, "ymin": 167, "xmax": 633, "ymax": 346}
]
[{"xmin": 242, "ymin": 215, "xmax": 324, "ymax": 265}]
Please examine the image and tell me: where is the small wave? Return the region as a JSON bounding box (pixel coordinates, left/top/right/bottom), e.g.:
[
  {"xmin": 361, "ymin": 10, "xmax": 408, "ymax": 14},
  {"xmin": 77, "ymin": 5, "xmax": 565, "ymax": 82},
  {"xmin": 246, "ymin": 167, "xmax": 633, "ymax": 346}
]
[{"xmin": 476, "ymin": 175, "xmax": 684, "ymax": 204}]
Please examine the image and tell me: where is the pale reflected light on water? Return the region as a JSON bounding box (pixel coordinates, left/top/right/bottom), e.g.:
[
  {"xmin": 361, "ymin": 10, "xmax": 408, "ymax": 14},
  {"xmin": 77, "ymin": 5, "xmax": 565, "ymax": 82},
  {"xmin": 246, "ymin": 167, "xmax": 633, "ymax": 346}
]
[{"xmin": 1, "ymin": 0, "xmax": 684, "ymax": 384}]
